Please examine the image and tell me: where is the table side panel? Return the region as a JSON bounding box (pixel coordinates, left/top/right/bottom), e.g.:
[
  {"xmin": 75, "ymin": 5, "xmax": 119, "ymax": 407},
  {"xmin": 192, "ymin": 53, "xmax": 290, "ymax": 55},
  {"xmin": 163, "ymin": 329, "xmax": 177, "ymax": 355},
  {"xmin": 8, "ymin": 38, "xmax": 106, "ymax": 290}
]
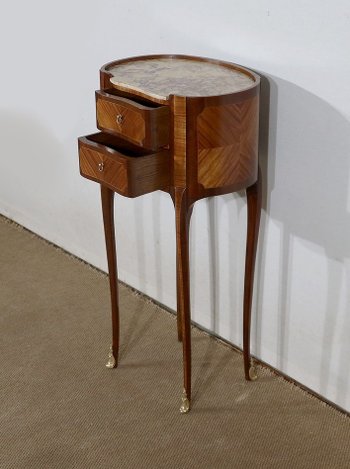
[{"xmin": 196, "ymin": 95, "xmax": 259, "ymax": 190}]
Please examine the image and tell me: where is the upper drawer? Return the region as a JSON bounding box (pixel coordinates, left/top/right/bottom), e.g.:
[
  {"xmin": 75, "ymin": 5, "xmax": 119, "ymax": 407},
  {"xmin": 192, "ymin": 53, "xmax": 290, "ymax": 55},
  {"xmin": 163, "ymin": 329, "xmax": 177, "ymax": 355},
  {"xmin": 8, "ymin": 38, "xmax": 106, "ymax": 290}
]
[
  {"xmin": 78, "ymin": 132, "xmax": 170, "ymax": 198},
  {"xmin": 95, "ymin": 90, "xmax": 170, "ymax": 150}
]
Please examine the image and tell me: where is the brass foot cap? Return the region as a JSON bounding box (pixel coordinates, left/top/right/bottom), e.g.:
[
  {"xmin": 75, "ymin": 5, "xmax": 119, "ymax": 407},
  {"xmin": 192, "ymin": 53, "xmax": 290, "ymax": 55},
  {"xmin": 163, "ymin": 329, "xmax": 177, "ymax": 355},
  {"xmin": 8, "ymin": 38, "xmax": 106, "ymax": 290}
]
[
  {"xmin": 249, "ymin": 365, "xmax": 258, "ymax": 381},
  {"xmin": 179, "ymin": 389, "xmax": 190, "ymax": 414},
  {"xmin": 106, "ymin": 346, "xmax": 117, "ymax": 369}
]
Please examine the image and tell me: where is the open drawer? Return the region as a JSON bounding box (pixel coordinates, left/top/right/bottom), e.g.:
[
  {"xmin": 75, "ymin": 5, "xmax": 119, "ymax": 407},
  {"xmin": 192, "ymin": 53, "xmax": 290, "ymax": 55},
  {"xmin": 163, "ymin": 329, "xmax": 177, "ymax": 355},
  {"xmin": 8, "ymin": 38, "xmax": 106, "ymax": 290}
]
[
  {"xmin": 78, "ymin": 133, "xmax": 170, "ymax": 197},
  {"xmin": 95, "ymin": 90, "xmax": 169, "ymax": 150}
]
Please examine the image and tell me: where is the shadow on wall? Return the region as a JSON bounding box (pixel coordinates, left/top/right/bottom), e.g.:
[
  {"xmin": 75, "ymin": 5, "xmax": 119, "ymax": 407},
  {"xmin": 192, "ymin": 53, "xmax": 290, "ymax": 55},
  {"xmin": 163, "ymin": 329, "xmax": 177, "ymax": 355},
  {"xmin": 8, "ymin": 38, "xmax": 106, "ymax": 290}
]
[
  {"xmin": 202, "ymin": 73, "xmax": 350, "ymax": 406},
  {"xmin": 0, "ymin": 111, "xmax": 67, "ymax": 226}
]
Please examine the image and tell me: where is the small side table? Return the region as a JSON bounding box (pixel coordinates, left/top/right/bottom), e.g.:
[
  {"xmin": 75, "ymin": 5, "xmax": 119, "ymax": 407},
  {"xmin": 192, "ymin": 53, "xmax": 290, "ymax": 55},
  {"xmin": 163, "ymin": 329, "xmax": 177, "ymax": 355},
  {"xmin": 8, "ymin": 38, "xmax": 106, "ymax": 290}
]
[{"xmin": 78, "ymin": 55, "xmax": 261, "ymax": 413}]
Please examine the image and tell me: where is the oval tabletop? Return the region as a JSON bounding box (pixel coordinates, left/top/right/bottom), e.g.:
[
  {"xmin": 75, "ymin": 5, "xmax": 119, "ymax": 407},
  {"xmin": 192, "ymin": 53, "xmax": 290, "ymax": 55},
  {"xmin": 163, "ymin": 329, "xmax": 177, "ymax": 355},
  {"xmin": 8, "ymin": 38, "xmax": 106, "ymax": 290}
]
[{"xmin": 104, "ymin": 56, "xmax": 258, "ymax": 104}]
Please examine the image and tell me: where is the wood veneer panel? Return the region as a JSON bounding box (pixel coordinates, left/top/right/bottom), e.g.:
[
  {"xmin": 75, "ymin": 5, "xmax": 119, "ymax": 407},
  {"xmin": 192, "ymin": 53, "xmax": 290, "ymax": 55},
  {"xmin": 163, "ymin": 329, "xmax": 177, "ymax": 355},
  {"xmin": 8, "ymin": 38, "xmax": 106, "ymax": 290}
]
[
  {"xmin": 97, "ymin": 97, "xmax": 146, "ymax": 146},
  {"xmin": 79, "ymin": 146, "xmax": 128, "ymax": 194},
  {"xmin": 172, "ymin": 96, "xmax": 187, "ymax": 187},
  {"xmin": 96, "ymin": 91, "xmax": 170, "ymax": 150},
  {"xmin": 197, "ymin": 95, "xmax": 259, "ymax": 190}
]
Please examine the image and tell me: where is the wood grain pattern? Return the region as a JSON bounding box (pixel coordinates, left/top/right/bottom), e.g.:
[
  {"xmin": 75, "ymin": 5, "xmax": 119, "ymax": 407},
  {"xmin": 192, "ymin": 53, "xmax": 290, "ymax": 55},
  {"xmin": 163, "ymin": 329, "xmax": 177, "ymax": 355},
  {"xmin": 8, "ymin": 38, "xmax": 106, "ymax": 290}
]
[
  {"xmin": 172, "ymin": 96, "xmax": 187, "ymax": 187},
  {"xmin": 97, "ymin": 95, "xmax": 146, "ymax": 145},
  {"xmin": 79, "ymin": 133, "xmax": 170, "ymax": 198},
  {"xmin": 197, "ymin": 95, "xmax": 259, "ymax": 190},
  {"xmin": 243, "ymin": 168, "xmax": 262, "ymax": 380},
  {"xmin": 174, "ymin": 188, "xmax": 193, "ymax": 403},
  {"xmin": 96, "ymin": 90, "xmax": 169, "ymax": 150},
  {"xmin": 101, "ymin": 185, "xmax": 120, "ymax": 366},
  {"xmin": 80, "ymin": 146, "xmax": 128, "ymax": 194}
]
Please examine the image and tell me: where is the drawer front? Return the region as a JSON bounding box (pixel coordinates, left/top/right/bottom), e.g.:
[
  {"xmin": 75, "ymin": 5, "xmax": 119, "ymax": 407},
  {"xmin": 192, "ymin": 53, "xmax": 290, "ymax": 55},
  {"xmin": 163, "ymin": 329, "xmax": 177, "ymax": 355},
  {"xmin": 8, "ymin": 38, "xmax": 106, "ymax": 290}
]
[
  {"xmin": 96, "ymin": 91, "xmax": 169, "ymax": 150},
  {"xmin": 78, "ymin": 133, "xmax": 170, "ymax": 197},
  {"xmin": 79, "ymin": 145, "xmax": 128, "ymax": 195}
]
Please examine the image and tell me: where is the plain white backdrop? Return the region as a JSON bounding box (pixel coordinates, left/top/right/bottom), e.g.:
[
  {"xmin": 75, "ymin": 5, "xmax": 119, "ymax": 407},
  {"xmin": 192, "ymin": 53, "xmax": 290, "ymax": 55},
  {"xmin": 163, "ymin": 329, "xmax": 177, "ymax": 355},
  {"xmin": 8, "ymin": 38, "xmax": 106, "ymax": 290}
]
[{"xmin": 1, "ymin": 0, "xmax": 350, "ymax": 410}]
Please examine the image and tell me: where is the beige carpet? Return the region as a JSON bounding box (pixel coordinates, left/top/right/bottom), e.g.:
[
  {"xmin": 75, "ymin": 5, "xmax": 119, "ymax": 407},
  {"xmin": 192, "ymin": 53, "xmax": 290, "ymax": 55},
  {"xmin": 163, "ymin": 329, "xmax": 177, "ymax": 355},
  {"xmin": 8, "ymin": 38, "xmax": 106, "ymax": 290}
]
[{"xmin": 0, "ymin": 215, "xmax": 349, "ymax": 469}]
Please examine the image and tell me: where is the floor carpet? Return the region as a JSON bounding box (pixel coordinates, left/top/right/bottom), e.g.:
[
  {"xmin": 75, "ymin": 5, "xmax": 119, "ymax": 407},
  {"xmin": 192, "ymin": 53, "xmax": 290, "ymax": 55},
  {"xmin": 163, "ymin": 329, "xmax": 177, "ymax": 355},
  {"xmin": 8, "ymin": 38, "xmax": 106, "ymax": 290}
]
[{"xmin": 0, "ymin": 215, "xmax": 349, "ymax": 469}]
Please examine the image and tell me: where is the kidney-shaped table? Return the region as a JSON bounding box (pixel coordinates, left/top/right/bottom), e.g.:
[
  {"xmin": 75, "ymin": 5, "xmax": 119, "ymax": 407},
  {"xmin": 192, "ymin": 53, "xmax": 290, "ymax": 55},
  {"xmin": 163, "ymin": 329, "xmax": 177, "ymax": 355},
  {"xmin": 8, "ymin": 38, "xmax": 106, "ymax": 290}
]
[{"xmin": 78, "ymin": 55, "xmax": 262, "ymax": 413}]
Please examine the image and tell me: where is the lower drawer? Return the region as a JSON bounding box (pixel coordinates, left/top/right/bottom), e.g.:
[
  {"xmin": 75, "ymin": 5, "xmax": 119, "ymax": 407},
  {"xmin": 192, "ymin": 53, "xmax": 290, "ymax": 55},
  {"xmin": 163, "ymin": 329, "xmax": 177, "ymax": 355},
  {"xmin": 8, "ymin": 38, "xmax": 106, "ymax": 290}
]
[{"xmin": 78, "ymin": 133, "xmax": 170, "ymax": 197}]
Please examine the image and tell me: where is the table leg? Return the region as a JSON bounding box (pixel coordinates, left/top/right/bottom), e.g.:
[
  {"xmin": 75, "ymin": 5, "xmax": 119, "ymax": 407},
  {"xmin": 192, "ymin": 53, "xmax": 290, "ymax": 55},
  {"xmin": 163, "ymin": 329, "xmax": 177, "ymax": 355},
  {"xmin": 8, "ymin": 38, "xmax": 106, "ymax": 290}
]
[
  {"xmin": 175, "ymin": 188, "xmax": 193, "ymax": 413},
  {"xmin": 176, "ymin": 256, "xmax": 183, "ymax": 342},
  {"xmin": 101, "ymin": 184, "xmax": 119, "ymax": 369},
  {"xmin": 243, "ymin": 168, "xmax": 262, "ymax": 381},
  {"xmin": 169, "ymin": 190, "xmax": 184, "ymax": 343}
]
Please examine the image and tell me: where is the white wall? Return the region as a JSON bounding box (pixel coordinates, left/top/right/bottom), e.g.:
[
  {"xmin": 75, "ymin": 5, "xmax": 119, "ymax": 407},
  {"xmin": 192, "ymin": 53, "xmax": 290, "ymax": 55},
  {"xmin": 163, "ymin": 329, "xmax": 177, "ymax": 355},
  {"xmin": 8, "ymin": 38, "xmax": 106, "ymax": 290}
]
[{"xmin": 1, "ymin": 0, "xmax": 350, "ymax": 410}]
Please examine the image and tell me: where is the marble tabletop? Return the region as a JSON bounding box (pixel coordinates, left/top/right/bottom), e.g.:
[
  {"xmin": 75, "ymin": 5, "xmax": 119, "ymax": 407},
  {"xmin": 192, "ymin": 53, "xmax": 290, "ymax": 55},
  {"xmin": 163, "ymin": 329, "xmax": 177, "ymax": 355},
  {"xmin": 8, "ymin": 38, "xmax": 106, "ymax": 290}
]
[{"xmin": 108, "ymin": 57, "xmax": 256, "ymax": 103}]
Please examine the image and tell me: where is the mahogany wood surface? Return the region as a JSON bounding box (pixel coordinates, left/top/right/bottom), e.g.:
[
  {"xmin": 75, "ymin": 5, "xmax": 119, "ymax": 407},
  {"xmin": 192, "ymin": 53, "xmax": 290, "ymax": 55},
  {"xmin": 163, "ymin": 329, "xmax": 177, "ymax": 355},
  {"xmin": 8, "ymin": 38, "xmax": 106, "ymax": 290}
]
[
  {"xmin": 197, "ymin": 95, "xmax": 259, "ymax": 190},
  {"xmin": 78, "ymin": 133, "xmax": 170, "ymax": 198},
  {"xmin": 101, "ymin": 185, "xmax": 119, "ymax": 366},
  {"xmin": 79, "ymin": 54, "xmax": 262, "ymax": 412},
  {"xmin": 171, "ymin": 95, "xmax": 187, "ymax": 187},
  {"xmin": 174, "ymin": 188, "xmax": 194, "ymax": 401},
  {"xmin": 243, "ymin": 168, "xmax": 262, "ymax": 380},
  {"xmin": 96, "ymin": 90, "xmax": 170, "ymax": 150}
]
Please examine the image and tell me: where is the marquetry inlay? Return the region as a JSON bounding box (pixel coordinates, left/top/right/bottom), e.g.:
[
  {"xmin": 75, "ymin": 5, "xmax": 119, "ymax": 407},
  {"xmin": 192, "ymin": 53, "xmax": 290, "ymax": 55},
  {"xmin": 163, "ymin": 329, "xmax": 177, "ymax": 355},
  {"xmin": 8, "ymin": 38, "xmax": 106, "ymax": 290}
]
[{"xmin": 197, "ymin": 96, "xmax": 259, "ymax": 189}]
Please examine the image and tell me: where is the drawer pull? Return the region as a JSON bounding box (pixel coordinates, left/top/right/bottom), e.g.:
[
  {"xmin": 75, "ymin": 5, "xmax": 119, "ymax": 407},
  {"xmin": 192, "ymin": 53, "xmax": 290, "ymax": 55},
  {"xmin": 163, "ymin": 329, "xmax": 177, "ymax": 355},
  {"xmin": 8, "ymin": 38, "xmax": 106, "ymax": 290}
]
[
  {"xmin": 116, "ymin": 114, "xmax": 124, "ymax": 125},
  {"xmin": 98, "ymin": 162, "xmax": 104, "ymax": 172}
]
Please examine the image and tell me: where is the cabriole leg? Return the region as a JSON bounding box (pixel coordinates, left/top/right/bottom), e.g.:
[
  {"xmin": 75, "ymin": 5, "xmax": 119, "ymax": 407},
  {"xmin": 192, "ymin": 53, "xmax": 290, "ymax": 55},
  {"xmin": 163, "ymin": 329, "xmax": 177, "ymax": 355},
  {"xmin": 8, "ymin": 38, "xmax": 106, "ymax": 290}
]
[
  {"xmin": 175, "ymin": 188, "xmax": 193, "ymax": 413},
  {"xmin": 243, "ymin": 168, "xmax": 262, "ymax": 381},
  {"xmin": 101, "ymin": 185, "xmax": 120, "ymax": 369},
  {"xmin": 176, "ymin": 256, "xmax": 183, "ymax": 342}
]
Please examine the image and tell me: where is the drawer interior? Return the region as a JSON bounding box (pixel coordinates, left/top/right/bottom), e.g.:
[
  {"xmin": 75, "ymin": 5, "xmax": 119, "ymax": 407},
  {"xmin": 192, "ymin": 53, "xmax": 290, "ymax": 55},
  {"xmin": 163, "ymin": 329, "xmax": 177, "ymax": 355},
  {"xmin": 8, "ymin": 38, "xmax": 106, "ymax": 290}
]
[{"xmin": 102, "ymin": 88, "xmax": 162, "ymax": 108}]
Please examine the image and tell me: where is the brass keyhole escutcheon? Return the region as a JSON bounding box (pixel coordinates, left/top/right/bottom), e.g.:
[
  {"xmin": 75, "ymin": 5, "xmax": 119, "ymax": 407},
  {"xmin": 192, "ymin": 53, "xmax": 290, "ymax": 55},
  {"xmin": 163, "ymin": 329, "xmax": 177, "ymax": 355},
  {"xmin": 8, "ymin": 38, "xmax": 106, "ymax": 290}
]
[{"xmin": 98, "ymin": 162, "xmax": 104, "ymax": 172}]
